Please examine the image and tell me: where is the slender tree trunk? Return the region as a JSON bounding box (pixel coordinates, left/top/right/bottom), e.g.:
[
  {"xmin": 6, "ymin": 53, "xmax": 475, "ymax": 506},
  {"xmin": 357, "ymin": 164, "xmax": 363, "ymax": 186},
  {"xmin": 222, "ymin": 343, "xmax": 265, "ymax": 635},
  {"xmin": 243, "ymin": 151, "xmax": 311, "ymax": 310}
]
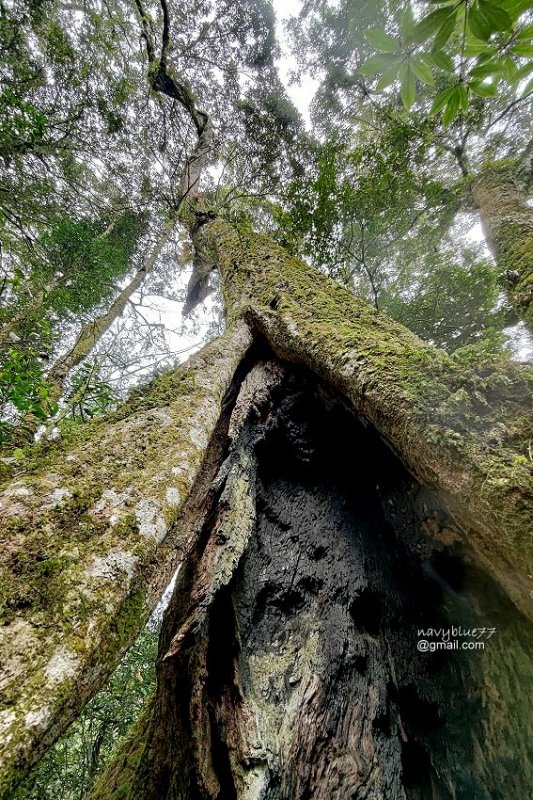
[
  {"xmin": 46, "ymin": 214, "xmax": 178, "ymax": 404},
  {"xmin": 1, "ymin": 211, "xmax": 532, "ymax": 798},
  {"xmin": 4, "ymin": 216, "xmax": 179, "ymax": 449},
  {"xmin": 472, "ymin": 166, "xmax": 533, "ymax": 332}
]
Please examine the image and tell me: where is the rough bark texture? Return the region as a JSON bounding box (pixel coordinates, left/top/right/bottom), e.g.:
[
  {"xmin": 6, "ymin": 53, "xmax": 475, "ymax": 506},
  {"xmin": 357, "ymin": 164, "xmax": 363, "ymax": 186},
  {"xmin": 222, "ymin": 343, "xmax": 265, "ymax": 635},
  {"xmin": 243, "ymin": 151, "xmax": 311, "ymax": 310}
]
[
  {"xmin": 190, "ymin": 213, "xmax": 533, "ymax": 619},
  {"xmin": 473, "ymin": 166, "xmax": 533, "ymax": 332},
  {"xmin": 3, "ymin": 211, "xmax": 533, "ymax": 798},
  {"xmin": 91, "ymin": 360, "xmax": 532, "ymax": 800},
  {"xmin": 0, "ymin": 321, "xmax": 252, "ymax": 798}
]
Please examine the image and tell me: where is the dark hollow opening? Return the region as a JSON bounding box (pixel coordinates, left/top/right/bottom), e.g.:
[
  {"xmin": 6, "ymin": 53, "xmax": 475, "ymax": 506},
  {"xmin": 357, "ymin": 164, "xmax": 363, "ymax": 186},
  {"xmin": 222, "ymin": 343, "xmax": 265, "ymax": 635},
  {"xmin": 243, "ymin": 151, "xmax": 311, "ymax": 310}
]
[{"xmin": 152, "ymin": 359, "xmax": 532, "ymax": 800}]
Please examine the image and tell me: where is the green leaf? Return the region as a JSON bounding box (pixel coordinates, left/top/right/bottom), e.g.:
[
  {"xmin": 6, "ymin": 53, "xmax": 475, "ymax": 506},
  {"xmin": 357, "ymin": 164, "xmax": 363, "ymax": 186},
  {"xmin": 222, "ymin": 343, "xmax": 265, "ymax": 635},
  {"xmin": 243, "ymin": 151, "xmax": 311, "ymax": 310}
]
[
  {"xmin": 431, "ymin": 86, "xmax": 456, "ymax": 114},
  {"xmin": 400, "ymin": 63, "xmax": 417, "ymax": 109},
  {"xmin": 411, "ymin": 57, "xmax": 435, "ymax": 85},
  {"xmin": 516, "ymin": 23, "xmax": 533, "ymax": 41},
  {"xmin": 375, "ymin": 64, "xmax": 399, "ymax": 90},
  {"xmin": 358, "ymin": 53, "xmax": 398, "ymax": 76},
  {"xmin": 512, "ymin": 61, "xmax": 533, "ymax": 82},
  {"xmin": 500, "ymin": 0, "xmax": 532, "ymax": 19},
  {"xmin": 469, "ymin": 60, "xmax": 504, "ymax": 79},
  {"xmin": 431, "ymin": 49, "xmax": 454, "ymax": 72},
  {"xmin": 512, "ymin": 44, "xmax": 533, "ymax": 57},
  {"xmin": 364, "ymin": 28, "xmax": 399, "ymax": 52},
  {"xmin": 468, "ymin": 7, "xmax": 493, "ymax": 41},
  {"xmin": 469, "ymin": 80, "xmax": 498, "ymax": 96},
  {"xmin": 13, "ymin": 448, "xmax": 25, "ymax": 460},
  {"xmin": 434, "ymin": 13, "xmax": 457, "ymax": 49},
  {"xmin": 442, "ymin": 87, "xmax": 461, "ymax": 124},
  {"xmin": 464, "ymin": 37, "xmax": 494, "ymax": 56},
  {"xmin": 479, "ymin": 0, "xmax": 513, "ymax": 32},
  {"xmin": 401, "ymin": 4, "xmax": 416, "ymax": 40},
  {"xmin": 412, "ymin": 8, "xmax": 454, "ymax": 43}
]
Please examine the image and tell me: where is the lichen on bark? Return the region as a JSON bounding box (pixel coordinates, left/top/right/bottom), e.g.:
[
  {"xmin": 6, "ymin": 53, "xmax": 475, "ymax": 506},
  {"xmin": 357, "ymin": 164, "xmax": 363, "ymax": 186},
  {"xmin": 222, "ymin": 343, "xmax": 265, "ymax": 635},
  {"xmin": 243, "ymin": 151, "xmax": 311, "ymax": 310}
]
[
  {"xmin": 0, "ymin": 321, "xmax": 252, "ymax": 798},
  {"xmin": 473, "ymin": 165, "xmax": 533, "ymax": 332}
]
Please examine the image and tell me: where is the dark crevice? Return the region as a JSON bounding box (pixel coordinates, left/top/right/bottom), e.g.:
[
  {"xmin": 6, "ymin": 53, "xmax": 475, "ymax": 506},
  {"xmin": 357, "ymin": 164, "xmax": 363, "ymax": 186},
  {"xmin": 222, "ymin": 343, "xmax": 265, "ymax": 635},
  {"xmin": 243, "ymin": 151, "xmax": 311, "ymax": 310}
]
[
  {"xmin": 206, "ymin": 588, "xmax": 238, "ymax": 800},
  {"xmin": 139, "ymin": 356, "xmax": 532, "ymax": 800}
]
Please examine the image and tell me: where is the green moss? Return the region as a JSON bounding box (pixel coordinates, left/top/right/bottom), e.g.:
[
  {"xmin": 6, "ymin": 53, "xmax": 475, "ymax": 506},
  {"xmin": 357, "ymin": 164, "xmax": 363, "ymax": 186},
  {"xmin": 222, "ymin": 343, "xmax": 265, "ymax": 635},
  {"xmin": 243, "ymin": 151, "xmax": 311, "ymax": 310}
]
[
  {"xmin": 111, "ymin": 590, "xmax": 147, "ymax": 653},
  {"xmin": 496, "ymin": 222, "xmax": 533, "ymax": 328},
  {"xmin": 0, "ymin": 322, "xmax": 250, "ymax": 799},
  {"xmin": 87, "ymin": 700, "xmax": 153, "ymax": 800},
  {"xmin": 189, "ymin": 214, "xmax": 533, "ymax": 619}
]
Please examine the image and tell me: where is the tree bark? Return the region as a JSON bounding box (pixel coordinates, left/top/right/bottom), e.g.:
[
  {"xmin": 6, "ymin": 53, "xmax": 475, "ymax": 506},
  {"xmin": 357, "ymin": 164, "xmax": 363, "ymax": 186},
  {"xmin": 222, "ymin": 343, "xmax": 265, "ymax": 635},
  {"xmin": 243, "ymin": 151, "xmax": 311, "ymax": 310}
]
[
  {"xmin": 472, "ymin": 166, "xmax": 533, "ymax": 332},
  {"xmin": 188, "ymin": 210, "xmax": 533, "ymax": 615},
  {"xmin": 0, "ymin": 320, "xmax": 252, "ymax": 798},
  {"xmin": 91, "ymin": 358, "xmax": 533, "ymax": 800},
  {"xmin": 1, "ymin": 212, "xmax": 532, "ymax": 798}
]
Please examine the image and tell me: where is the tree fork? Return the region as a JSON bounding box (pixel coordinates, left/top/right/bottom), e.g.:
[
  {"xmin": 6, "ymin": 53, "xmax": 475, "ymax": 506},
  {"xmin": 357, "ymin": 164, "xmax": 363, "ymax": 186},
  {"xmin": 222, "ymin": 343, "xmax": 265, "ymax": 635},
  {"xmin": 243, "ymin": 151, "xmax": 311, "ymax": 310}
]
[{"xmin": 1, "ymin": 212, "xmax": 532, "ymax": 796}]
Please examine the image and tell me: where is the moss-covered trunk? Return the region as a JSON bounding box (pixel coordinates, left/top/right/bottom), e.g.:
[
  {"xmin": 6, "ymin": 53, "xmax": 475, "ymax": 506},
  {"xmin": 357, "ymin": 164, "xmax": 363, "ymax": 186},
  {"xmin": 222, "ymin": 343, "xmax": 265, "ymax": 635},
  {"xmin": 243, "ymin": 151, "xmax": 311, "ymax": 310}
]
[
  {"xmin": 92, "ymin": 359, "xmax": 532, "ymax": 800},
  {"xmin": 0, "ymin": 321, "xmax": 252, "ymax": 798},
  {"xmin": 2, "ymin": 210, "xmax": 532, "ymax": 798},
  {"xmin": 472, "ymin": 167, "xmax": 533, "ymax": 332}
]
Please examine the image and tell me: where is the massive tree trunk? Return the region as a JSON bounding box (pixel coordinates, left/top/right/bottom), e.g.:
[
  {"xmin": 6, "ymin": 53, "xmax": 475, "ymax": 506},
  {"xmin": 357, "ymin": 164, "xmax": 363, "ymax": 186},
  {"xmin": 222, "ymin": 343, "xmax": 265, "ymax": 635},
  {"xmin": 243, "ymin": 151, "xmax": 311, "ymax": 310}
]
[
  {"xmin": 91, "ymin": 358, "xmax": 532, "ymax": 800},
  {"xmin": 472, "ymin": 166, "xmax": 533, "ymax": 332},
  {"xmin": 1, "ymin": 208, "xmax": 532, "ymax": 798}
]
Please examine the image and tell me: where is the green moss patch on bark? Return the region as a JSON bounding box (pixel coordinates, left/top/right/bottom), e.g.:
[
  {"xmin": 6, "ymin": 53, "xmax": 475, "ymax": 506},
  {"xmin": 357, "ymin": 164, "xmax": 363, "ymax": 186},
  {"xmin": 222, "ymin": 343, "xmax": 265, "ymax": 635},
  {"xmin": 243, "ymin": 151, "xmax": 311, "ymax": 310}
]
[
  {"xmin": 87, "ymin": 700, "xmax": 153, "ymax": 800},
  {"xmin": 473, "ymin": 166, "xmax": 533, "ymax": 331},
  {"xmin": 0, "ymin": 321, "xmax": 252, "ymax": 799},
  {"xmin": 192, "ymin": 215, "xmax": 533, "ymax": 620}
]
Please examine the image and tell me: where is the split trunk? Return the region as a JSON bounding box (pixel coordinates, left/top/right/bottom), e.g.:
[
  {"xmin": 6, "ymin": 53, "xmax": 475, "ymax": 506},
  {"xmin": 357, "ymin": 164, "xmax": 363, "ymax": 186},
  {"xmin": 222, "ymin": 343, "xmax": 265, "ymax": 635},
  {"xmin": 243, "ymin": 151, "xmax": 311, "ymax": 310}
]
[{"xmin": 1, "ymin": 211, "xmax": 532, "ymax": 799}]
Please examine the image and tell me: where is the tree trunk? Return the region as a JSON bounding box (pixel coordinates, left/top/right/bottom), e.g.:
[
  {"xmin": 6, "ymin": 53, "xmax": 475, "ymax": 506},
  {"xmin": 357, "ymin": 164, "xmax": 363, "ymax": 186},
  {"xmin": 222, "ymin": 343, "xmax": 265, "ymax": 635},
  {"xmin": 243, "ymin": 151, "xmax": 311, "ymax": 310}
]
[
  {"xmin": 45, "ymin": 214, "xmax": 179, "ymax": 408},
  {"xmin": 1, "ymin": 210, "xmax": 532, "ymax": 798},
  {"xmin": 91, "ymin": 358, "xmax": 533, "ymax": 800},
  {"xmin": 0, "ymin": 320, "xmax": 252, "ymax": 798},
  {"xmin": 5, "ymin": 215, "xmax": 179, "ymax": 449},
  {"xmin": 472, "ymin": 166, "xmax": 533, "ymax": 332}
]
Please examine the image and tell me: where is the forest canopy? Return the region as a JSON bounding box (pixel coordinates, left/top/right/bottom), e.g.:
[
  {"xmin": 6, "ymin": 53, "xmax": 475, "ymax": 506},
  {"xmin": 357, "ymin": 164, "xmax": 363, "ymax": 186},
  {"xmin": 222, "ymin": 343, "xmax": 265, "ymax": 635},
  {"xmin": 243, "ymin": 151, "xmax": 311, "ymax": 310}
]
[{"xmin": 1, "ymin": 0, "xmax": 532, "ymax": 448}]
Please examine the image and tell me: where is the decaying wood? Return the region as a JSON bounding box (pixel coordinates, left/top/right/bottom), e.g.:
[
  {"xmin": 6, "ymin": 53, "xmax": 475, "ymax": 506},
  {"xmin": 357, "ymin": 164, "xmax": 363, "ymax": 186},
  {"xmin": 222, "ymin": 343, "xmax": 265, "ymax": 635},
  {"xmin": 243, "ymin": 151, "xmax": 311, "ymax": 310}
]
[
  {"xmin": 3, "ymin": 209, "xmax": 533, "ymax": 799},
  {"xmin": 188, "ymin": 210, "xmax": 533, "ymax": 619},
  {"xmin": 91, "ymin": 361, "xmax": 532, "ymax": 799}
]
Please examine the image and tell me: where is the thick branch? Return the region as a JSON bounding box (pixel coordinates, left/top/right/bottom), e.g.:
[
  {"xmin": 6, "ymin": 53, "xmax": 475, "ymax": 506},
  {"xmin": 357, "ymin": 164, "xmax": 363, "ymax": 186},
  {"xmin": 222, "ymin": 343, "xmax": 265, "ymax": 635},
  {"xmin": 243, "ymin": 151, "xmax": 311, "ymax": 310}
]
[{"xmin": 0, "ymin": 321, "xmax": 252, "ymax": 798}]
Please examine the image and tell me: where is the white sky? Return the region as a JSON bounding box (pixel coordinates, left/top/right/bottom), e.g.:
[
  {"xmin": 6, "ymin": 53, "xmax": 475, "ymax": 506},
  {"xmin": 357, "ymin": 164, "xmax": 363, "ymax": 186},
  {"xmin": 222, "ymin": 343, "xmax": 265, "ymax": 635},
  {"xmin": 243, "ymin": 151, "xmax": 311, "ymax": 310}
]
[{"xmin": 273, "ymin": 0, "xmax": 319, "ymax": 125}]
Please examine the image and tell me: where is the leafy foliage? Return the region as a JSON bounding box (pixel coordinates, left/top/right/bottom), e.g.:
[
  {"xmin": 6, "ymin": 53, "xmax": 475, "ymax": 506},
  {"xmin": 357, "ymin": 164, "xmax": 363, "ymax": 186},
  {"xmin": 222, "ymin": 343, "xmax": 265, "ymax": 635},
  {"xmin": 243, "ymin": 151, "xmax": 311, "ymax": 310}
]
[
  {"xmin": 12, "ymin": 624, "xmax": 158, "ymax": 800},
  {"xmin": 359, "ymin": 0, "xmax": 533, "ymax": 121},
  {"xmin": 381, "ymin": 249, "xmax": 508, "ymax": 350}
]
